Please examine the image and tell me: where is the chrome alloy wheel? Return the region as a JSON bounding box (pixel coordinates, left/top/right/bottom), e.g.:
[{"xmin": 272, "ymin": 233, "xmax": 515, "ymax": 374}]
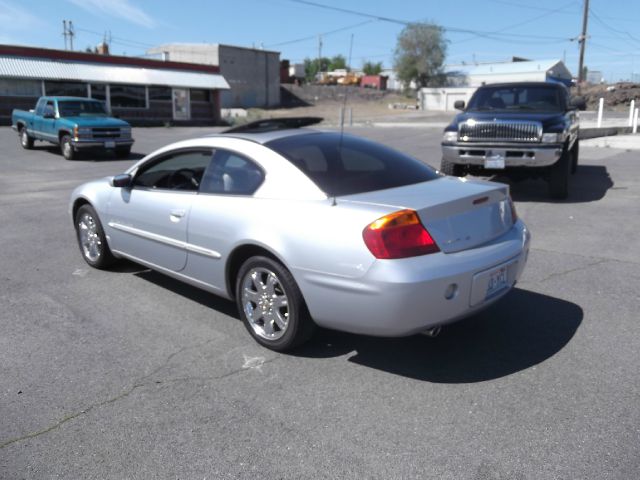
[
  {"xmin": 241, "ymin": 267, "xmax": 290, "ymax": 340},
  {"xmin": 77, "ymin": 212, "xmax": 103, "ymax": 263},
  {"xmin": 21, "ymin": 129, "xmax": 29, "ymax": 147}
]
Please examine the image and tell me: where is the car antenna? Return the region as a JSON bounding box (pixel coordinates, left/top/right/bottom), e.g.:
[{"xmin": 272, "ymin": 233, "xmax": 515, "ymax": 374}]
[{"xmin": 333, "ymin": 33, "xmax": 355, "ymax": 207}]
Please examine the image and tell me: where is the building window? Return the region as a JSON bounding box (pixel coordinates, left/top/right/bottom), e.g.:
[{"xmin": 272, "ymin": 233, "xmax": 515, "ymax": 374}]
[
  {"xmin": 110, "ymin": 84, "xmax": 146, "ymax": 108},
  {"xmin": 190, "ymin": 89, "xmax": 211, "ymax": 102},
  {"xmin": 90, "ymin": 84, "xmax": 107, "ymax": 102},
  {"xmin": 0, "ymin": 79, "xmax": 41, "ymax": 96},
  {"xmin": 44, "ymin": 81, "xmax": 88, "ymax": 97},
  {"xmin": 149, "ymin": 86, "xmax": 172, "ymax": 101}
]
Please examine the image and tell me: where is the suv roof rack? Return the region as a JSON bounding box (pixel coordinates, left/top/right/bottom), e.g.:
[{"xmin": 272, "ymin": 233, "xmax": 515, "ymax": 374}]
[{"xmin": 222, "ymin": 116, "xmax": 323, "ymax": 134}]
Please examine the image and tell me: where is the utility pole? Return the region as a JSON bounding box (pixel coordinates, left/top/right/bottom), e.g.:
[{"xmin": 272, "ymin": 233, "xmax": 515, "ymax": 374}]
[
  {"xmin": 62, "ymin": 20, "xmax": 75, "ymax": 50},
  {"xmin": 577, "ymin": 0, "xmax": 589, "ymax": 93},
  {"xmin": 317, "ymin": 34, "xmax": 323, "ymax": 79},
  {"xmin": 62, "ymin": 20, "xmax": 68, "ymax": 50},
  {"xmin": 68, "ymin": 21, "xmax": 75, "ymax": 50}
]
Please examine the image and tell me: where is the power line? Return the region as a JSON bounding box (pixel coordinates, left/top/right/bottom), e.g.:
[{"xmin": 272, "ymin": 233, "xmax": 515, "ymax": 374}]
[
  {"xmin": 287, "ymin": 0, "xmax": 571, "ymax": 42},
  {"xmin": 589, "ymin": 8, "xmax": 640, "ymax": 47},
  {"xmin": 265, "ymin": 19, "xmax": 374, "ymax": 47}
]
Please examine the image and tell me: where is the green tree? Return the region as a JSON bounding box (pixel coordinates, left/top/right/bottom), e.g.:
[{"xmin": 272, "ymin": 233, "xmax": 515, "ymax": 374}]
[
  {"xmin": 303, "ymin": 57, "xmax": 331, "ymax": 82},
  {"xmin": 329, "ymin": 55, "xmax": 347, "ymax": 71},
  {"xmin": 362, "ymin": 61, "xmax": 383, "ymax": 75},
  {"xmin": 393, "ymin": 22, "xmax": 447, "ymax": 88}
]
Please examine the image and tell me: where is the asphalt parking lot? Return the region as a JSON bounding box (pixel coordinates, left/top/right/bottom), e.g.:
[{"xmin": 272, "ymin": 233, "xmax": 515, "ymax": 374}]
[{"xmin": 1, "ymin": 125, "xmax": 639, "ymax": 479}]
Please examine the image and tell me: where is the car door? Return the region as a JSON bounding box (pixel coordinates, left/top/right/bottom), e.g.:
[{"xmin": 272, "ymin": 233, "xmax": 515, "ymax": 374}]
[
  {"xmin": 183, "ymin": 149, "xmax": 265, "ymax": 290},
  {"xmin": 35, "ymin": 100, "xmax": 57, "ymax": 142},
  {"xmin": 106, "ymin": 148, "xmax": 214, "ymax": 272}
]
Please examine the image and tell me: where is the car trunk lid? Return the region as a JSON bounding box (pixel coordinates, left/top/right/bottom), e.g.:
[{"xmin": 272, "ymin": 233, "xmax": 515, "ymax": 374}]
[{"xmin": 339, "ymin": 177, "xmax": 514, "ymax": 254}]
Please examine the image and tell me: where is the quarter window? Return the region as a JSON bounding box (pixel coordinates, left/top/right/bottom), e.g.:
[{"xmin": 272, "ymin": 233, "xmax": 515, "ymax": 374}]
[
  {"xmin": 133, "ymin": 150, "xmax": 214, "ymax": 191},
  {"xmin": 199, "ymin": 150, "xmax": 264, "ymax": 195}
]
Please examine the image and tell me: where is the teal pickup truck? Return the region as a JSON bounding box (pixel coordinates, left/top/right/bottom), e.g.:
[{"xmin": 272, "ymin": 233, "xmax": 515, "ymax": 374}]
[{"xmin": 12, "ymin": 96, "xmax": 134, "ymax": 160}]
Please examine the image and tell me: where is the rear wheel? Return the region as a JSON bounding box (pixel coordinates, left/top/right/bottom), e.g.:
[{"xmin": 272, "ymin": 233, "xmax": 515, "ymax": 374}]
[
  {"xmin": 549, "ymin": 146, "xmax": 571, "ymax": 199},
  {"xmin": 75, "ymin": 204, "xmax": 115, "ymax": 269},
  {"xmin": 440, "ymin": 158, "xmax": 465, "ymax": 177},
  {"xmin": 19, "ymin": 127, "xmax": 34, "ymax": 149},
  {"xmin": 236, "ymin": 256, "xmax": 315, "ymax": 351},
  {"xmin": 61, "ymin": 135, "xmax": 75, "ymax": 160}
]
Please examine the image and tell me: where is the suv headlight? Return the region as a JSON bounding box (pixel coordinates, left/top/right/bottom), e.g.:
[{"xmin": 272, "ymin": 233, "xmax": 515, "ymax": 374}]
[
  {"xmin": 541, "ymin": 132, "xmax": 562, "ymax": 143},
  {"xmin": 442, "ymin": 131, "xmax": 458, "ymax": 143}
]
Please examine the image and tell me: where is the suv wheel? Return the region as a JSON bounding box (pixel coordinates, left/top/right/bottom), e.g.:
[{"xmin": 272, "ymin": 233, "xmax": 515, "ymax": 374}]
[{"xmin": 549, "ymin": 147, "xmax": 571, "ymax": 199}]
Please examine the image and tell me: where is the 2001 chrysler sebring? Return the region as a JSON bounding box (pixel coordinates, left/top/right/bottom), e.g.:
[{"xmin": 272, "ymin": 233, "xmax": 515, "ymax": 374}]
[{"xmin": 70, "ymin": 118, "xmax": 530, "ymax": 351}]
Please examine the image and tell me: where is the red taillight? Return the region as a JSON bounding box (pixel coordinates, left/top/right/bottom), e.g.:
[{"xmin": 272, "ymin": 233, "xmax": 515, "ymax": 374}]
[
  {"xmin": 508, "ymin": 196, "xmax": 518, "ymax": 224},
  {"xmin": 362, "ymin": 209, "xmax": 440, "ymax": 259}
]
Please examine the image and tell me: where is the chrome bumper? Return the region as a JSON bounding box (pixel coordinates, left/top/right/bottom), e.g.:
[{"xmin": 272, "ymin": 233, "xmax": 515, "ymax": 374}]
[
  {"xmin": 71, "ymin": 139, "xmax": 135, "ymax": 149},
  {"xmin": 442, "ymin": 143, "xmax": 562, "ymax": 167}
]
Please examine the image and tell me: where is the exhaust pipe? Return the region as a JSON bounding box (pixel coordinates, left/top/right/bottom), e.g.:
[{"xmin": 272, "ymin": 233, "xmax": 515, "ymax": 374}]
[{"xmin": 422, "ymin": 326, "xmax": 441, "ymax": 338}]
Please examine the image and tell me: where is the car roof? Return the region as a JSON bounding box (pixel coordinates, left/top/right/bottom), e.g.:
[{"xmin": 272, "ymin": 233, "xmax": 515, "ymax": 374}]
[
  {"xmin": 43, "ymin": 96, "xmax": 103, "ymax": 101},
  {"xmin": 208, "ymin": 127, "xmax": 323, "ymax": 145},
  {"xmin": 476, "ymin": 81, "xmax": 567, "ymax": 90}
]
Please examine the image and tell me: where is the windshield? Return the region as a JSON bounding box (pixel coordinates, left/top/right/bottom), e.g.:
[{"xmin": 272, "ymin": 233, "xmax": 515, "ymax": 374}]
[
  {"xmin": 266, "ymin": 132, "xmax": 439, "ymax": 197},
  {"xmin": 467, "ymin": 85, "xmax": 563, "ymax": 112},
  {"xmin": 58, "ymin": 100, "xmax": 108, "ymax": 117}
]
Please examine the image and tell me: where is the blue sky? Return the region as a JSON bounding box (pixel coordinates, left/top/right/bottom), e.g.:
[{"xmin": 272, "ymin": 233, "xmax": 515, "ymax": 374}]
[{"xmin": 2, "ymin": 0, "xmax": 639, "ymax": 82}]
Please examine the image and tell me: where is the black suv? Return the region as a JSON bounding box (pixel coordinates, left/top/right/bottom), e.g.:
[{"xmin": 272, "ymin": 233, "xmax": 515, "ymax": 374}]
[{"xmin": 441, "ymin": 82, "xmax": 585, "ymax": 199}]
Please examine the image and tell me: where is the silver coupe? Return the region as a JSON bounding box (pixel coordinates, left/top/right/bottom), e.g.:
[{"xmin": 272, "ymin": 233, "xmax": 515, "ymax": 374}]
[{"xmin": 70, "ymin": 118, "xmax": 530, "ymax": 351}]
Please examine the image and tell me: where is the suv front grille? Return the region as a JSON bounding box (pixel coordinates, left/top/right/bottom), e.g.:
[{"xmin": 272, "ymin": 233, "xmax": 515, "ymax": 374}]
[
  {"xmin": 91, "ymin": 127, "xmax": 122, "ymax": 139},
  {"xmin": 459, "ymin": 120, "xmax": 542, "ymax": 143}
]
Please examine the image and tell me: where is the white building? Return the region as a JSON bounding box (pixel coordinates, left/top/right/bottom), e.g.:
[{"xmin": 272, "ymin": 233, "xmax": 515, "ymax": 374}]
[
  {"xmin": 420, "ymin": 59, "xmax": 573, "ymax": 111},
  {"xmin": 147, "ymin": 43, "xmax": 280, "ymax": 109}
]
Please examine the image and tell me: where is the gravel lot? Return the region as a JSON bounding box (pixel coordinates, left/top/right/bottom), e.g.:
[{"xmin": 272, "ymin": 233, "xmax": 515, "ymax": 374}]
[{"xmin": 1, "ymin": 125, "xmax": 638, "ymax": 479}]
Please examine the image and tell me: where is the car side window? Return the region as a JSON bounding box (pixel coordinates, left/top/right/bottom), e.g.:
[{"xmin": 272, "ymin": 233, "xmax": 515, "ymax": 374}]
[
  {"xmin": 35, "ymin": 99, "xmax": 46, "ymax": 116},
  {"xmin": 133, "ymin": 149, "xmax": 214, "ymax": 191},
  {"xmin": 199, "ymin": 149, "xmax": 264, "ymax": 195},
  {"xmin": 44, "ymin": 101, "xmax": 55, "ymax": 117}
]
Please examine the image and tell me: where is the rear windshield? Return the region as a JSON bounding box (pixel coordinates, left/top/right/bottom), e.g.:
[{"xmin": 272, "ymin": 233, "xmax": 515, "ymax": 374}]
[
  {"xmin": 266, "ymin": 132, "xmax": 439, "ymax": 197},
  {"xmin": 58, "ymin": 100, "xmax": 107, "ymax": 117},
  {"xmin": 467, "ymin": 85, "xmax": 564, "ymax": 112}
]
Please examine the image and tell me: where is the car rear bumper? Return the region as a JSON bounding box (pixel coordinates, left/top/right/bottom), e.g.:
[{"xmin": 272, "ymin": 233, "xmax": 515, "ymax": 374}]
[
  {"xmin": 442, "ymin": 144, "xmax": 562, "ymax": 167},
  {"xmin": 295, "ymin": 220, "xmax": 530, "ymax": 336}
]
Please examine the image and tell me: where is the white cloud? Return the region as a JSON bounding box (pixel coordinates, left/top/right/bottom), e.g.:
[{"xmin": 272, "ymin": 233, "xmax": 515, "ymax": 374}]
[
  {"xmin": 0, "ymin": 1, "xmax": 45, "ymax": 33},
  {"xmin": 67, "ymin": 0, "xmax": 157, "ymax": 28}
]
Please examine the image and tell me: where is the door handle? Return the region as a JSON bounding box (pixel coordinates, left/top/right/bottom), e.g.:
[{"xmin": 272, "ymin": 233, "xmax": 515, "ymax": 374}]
[{"xmin": 169, "ymin": 209, "xmax": 186, "ymax": 221}]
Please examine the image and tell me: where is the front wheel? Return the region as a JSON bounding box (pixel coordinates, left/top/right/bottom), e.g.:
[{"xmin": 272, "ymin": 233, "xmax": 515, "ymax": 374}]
[
  {"xmin": 236, "ymin": 256, "xmax": 315, "ymax": 351},
  {"xmin": 571, "ymin": 141, "xmax": 579, "ymax": 174},
  {"xmin": 60, "ymin": 135, "xmax": 75, "ymax": 160},
  {"xmin": 549, "ymin": 146, "xmax": 571, "ymax": 199},
  {"xmin": 20, "ymin": 127, "xmax": 34, "ymax": 149},
  {"xmin": 115, "ymin": 146, "xmax": 131, "ymax": 159},
  {"xmin": 75, "ymin": 204, "xmax": 115, "ymax": 269}
]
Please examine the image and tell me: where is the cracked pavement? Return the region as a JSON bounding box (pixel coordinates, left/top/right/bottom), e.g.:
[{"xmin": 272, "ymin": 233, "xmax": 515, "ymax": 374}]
[{"xmin": 1, "ymin": 127, "xmax": 638, "ymax": 479}]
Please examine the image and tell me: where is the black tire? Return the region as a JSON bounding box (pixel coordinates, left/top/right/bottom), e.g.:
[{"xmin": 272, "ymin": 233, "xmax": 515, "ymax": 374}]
[
  {"xmin": 60, "ymin": 134, "xmax": 75, "ymax": 160},
  {"xmin": 115, "ymin": 146, "xmax": 131, "ymax": 159},
  {"xmin": 236, "ymin": 255, "xmax": 315, "ymax": 351},
  {"xmin": 19, "ymin": 126, "xmax": 34, "ymax": 149},
  {"xmin": 570, "ymin": 141, "xmax": 579, "ymax": 174},
  {"xmin": 75, "ymin": 204, "xmax": 116, "ymax": 269},
  {"xmin": 440, "ymin": 158, "xmax": 465, "ymax": 177},
  {"xmin": 549, "ymin": 146, "xmax": 571, "ymax": 199}
]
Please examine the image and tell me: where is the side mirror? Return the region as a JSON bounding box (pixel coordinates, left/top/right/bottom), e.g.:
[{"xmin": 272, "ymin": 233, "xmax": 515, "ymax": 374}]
[
  {"xmin": 111, "ymin": 174, "xmax": 132, "ymax": 188},
  {"xmin": 454, "ymin": 100, "xmax": 465, "ymax": 110},
  {"xmin": 570, "ymin": 96, "xmax": 586, "ymax": 111}
]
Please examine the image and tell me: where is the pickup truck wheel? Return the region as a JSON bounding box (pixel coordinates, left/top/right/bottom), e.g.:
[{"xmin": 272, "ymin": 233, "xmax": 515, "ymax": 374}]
[
  {"xmin": 60, "ymin": 135, "xmax": 75, "ymax": 160},
  {"xmin": 440, "ymin": 158, "xmax": 465, "ymax": 177},
  {"xmin": 19, "ymin": 127, "xmax": 34, "ymax": 149},
  {"xmin": 571, "ymin": 141, "xmax": 579, "ymax": 174},
  {"xmin": 115, "ymin": 146, "xmax": 131, "ymax": 159},
  {"xmin": 549, "ymin": 147, "xmax": 571, "ymax": 199}
]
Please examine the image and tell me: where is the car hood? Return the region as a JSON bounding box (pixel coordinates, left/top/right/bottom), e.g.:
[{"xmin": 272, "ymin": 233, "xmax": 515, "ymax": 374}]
[{"xmin": 64, "ymin": 116, "xmax": 130, "ymax": 128}]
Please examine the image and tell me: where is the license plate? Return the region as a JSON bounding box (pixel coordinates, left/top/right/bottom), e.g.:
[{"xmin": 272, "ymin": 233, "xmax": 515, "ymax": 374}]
[
  {"xmin": 486, "ymin": 266, "xmax": 508, "ymax": 298},
  {"xmin": 104, "ymin": 141, "xmax": 116, "ymax": 148},
  {"xmin": 484, "ymin": 150, "xmax": 505, "ymax": 169}
]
